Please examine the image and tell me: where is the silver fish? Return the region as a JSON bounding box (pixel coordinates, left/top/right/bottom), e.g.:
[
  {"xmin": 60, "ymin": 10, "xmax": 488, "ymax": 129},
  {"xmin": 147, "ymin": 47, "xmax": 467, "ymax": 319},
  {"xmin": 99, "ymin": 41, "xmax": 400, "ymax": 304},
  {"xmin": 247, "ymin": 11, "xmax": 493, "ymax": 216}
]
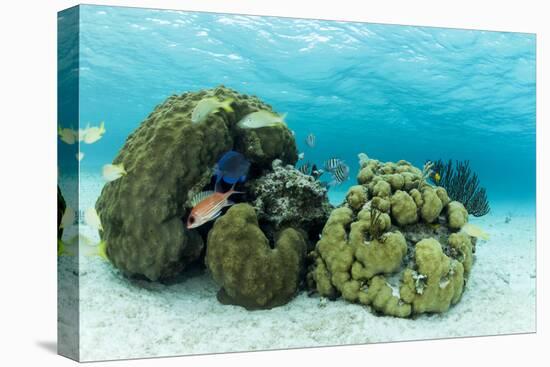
[
  {"xmin": 324, "ymin": 158, "xmax": 344, "ymax": 172},
  {"xmin": 305, "ymin": 133, "xmax": 316, "ymax": 148},
  {"xmin": 329, "ymin": 163, "xmax": 349, "ymax": 185},
  {"xmin": 298, "ymin": 162, "xmax": 312, "ymax": 175}
]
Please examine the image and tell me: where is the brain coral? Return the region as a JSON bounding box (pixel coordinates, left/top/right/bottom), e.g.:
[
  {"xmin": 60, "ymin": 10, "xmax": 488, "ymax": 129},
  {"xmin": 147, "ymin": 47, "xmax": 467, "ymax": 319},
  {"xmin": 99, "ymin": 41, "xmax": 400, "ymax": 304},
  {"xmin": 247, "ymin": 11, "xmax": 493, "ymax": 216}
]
[
  {"xmin": 96, "ymin": 86, "xmax": 298, "ymax": 281},
  {"xmin": 206, "ymin": 203, "xmax": 307, "ymax": 309},
  {"xmin": 307, "ymin": 153, "xmax": 476, "ymax": 317}
]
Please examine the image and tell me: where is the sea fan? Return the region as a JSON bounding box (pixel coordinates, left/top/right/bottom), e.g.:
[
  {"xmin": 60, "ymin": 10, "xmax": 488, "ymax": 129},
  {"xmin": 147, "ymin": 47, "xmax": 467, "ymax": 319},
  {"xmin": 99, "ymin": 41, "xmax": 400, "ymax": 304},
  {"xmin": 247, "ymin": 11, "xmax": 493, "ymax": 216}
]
[{"xmin": 431, "ymin": 159, "xmax": 490, "ymax": 217}]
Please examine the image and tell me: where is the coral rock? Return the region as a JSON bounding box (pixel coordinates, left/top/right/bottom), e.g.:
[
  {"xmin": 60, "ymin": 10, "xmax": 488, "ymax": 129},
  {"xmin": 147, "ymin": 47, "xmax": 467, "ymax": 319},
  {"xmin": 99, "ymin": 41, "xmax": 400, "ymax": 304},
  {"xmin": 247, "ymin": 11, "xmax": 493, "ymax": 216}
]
[
  {"xmin": 308, "ymin": 153, "xmax": 476, "ymax": 317},
  {"xmin": 358, "ymin": 276, "xmax": 412, "ymax": 318},
  {"xmin": 96, "ymin": 86, "xmax": 298, "ymax": 280},
  {"xmin": 346, "ymin": 185, "xmax": 368, "ymax": 211},
  {"xmin": 447, "ymin": 201, "xmax": 469, "ymax": 230},
  {"xmin": 390, "ymin": 190, "xmax": 418, "ymax": 226},
  {"xmin": 420, "ymin": 187, "xmax": 443, "ymax": 223},
  {"xmin": 400, "ymin": 238, "xmax": 465, "ymax": 314},
  {"xmin": 248, "ymin": 159, "xmax": 332, "ymax": 245},
  {"xmin": 206, "ymin": 203, "xmax": 306, "ymax": 309}
]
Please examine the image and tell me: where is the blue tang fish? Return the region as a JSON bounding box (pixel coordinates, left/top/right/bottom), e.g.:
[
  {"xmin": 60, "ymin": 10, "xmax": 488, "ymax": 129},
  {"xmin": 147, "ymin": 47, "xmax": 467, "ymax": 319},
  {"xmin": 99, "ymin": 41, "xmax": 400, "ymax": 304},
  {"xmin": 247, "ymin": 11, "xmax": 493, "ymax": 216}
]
[{"xmin": 214, "ymin": 151, "xmax": 250, "ymax": 187}]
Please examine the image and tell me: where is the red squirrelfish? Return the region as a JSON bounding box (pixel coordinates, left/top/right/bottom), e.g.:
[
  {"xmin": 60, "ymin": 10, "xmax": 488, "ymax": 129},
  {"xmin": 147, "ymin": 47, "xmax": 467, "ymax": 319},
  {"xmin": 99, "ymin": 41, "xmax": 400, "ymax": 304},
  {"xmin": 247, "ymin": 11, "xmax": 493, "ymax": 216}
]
[{"xmin": 186, "ymin": 188, "xmax": 241, "ymax": 229}]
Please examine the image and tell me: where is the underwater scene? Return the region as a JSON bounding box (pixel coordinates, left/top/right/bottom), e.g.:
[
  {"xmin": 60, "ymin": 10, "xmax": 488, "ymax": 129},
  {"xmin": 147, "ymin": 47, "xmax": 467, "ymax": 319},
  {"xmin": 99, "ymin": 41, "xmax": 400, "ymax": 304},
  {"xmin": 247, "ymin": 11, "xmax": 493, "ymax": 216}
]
[{"xmin": 57, "ymin": 5, "xmax": 536, "ymax": 362}]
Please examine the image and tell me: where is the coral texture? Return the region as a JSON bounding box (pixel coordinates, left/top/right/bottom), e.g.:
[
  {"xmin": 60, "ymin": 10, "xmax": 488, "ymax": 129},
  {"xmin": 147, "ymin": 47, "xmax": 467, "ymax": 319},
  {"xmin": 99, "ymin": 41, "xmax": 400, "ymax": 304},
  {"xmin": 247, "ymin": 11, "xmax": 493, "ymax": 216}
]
[
  {"xmin": 248, "ymin": 159, "xmax": 332, "ymax": 245},
  {"xmin": 205, "ymin": 204, "xmax": 306, "ymax": 309},
  {"xmin": 96, "ymin": 86, "xmax": 297, "ymax": 280},
  {"xmin": 308, "ymin": 154, "xmax": 475, "ymax": 317}
]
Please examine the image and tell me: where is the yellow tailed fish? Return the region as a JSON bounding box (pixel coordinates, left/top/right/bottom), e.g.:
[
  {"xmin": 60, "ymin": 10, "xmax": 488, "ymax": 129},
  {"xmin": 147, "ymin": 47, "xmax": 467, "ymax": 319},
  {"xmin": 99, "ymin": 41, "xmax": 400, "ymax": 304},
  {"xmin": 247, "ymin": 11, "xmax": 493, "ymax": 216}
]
[
  {"xmin": 461, "ymin": 223, "xmax": 490, "ymax": 241},
  {"xmin": 80, "ymin": 239, "xmax": 109, "ymax": 261},
  {"xmin": 58, "ymin": 125, "xmax": 78, "ymax": 145},
  {"xmin": 81, "ymin": 121, "xmax": 106, "ymax": 144},
  {"xmin": 237, "ymin": 110, "xmax": 287, "ymax": 129},
  {"xmin": 84, "ymin": 207, "xmax": 103, "ymax": 231},
  {"xmin": 60, "ymin": 207, "xmax": 75, "ymax": 229},
  {"xmin": 191, "ymin": 97, "xmax": 234, "ymax": 124},
  {"xmin": 102, "ymin": 163, "xmax": 127, "ymax": 182},
  {"xmin": 59, "ymin": 235, "xmax": 109, "ymax": 261}
]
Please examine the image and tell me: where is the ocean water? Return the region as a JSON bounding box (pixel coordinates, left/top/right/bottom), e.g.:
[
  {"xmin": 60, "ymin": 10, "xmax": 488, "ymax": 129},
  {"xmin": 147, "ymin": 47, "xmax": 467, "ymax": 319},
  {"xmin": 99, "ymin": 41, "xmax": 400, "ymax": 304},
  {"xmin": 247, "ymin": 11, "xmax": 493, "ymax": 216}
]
[{"xmin": 59, "ymin": 5, "xmax": 536, "ymax": 208}]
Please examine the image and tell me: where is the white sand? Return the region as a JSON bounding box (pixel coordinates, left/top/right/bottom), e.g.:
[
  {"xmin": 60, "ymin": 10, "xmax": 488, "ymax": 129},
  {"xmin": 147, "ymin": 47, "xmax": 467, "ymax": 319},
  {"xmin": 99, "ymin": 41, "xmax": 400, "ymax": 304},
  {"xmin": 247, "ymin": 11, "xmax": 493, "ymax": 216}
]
[{"xmin": 61, "ymin": 172, "xmax": 536, "ymax": 361}]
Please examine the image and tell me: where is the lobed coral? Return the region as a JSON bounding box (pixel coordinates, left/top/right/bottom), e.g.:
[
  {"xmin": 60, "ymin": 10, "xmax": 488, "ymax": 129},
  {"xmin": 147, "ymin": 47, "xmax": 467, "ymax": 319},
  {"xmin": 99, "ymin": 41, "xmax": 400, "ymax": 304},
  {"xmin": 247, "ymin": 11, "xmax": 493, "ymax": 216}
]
[
  {"xmin": 96, "ymin": 86, "xmax": 298, "ymax": 281},
  {"xmin": 205, "ymin": 203, "xmax": 306, "ymax": 309},
  {"xmin": 308, "ymin": 154, "xmax": 476, "ymax": 317}
]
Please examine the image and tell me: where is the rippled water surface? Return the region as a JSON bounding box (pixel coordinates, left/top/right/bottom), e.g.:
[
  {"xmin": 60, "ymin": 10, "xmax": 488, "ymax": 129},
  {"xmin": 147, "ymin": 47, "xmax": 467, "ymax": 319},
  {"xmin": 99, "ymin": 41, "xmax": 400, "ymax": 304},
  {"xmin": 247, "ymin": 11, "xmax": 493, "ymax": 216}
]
[{"xmin": 60, "ymin": 5, "xmax": 536, "ymax": 204}]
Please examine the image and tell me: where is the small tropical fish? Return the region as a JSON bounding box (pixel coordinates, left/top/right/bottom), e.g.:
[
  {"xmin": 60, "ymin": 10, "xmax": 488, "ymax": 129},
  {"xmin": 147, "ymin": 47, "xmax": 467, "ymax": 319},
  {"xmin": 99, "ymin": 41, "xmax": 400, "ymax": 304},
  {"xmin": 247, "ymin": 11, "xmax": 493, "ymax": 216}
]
[
  {"xmin": 59, "ymin": 235, "xmax": 109, "ymax": 261},
  {"xmin": 311, "ymin": 164, "xmax": 324, "ymax": 180},
  {"xmin": 298, "ymin": 152, "xmax": 305, "ymax": 160},
  {"xmin": 102, "ymin": 163, "xmax": 127, "ymax": 182},
  {"xmin": 434, "ymin": 172, "xmax": 441, "ymax": 183},
  {"xmin": 305, "ymin": 133, "xmax": 316, "ymax": 148},
  {"xmin": 58, "ymin": 126, "xmax": 78, "ymax": 145},
  {"xmin": 324, "ymin": 158, "xmax": 344, "ymax": 172},
  {"xmin": 81, "ymin": 122, "xmax": 106, "ymax": 144},
  {"xmin": 237, "ymin": 110, "xmax": 287, "ymax": 129},
  {"xmin": 81, "ymin": 239, "xmax": 109, "ymax": 261},
  {"xmin": 191, "ymin": 97, "xmax": 234, "ymax": 124},
  {"xmin": 298, "ymin": 162, "xmax": 311, "ymax": 175},
  {"xmin": 84, "ymin": 207, "xmax": 103, "ymax": 231},
  {"xmin": 214, "ymin": 151, "xmax": 250, "ymax": 187},
  {"xmin": 329, "ymin": 163, "xmax": 350, "ymax": 185},
  {"xmin": 60, "ymin": 207, "xmax": 75, "ymax": 229},
  {"xmin": 187, "ymin": 188, "xmax": 242, "ymax": 229},
  {"xmin": 461, "ymin": 223, "xmax": 490, "ymax": 241},
  {"xmin": 58, "ymin": 239, "xmax": 72, "ymax": 257},
  {"xmin": 76, "ymin": 152, "xmax": 85, "ymax": 161}
]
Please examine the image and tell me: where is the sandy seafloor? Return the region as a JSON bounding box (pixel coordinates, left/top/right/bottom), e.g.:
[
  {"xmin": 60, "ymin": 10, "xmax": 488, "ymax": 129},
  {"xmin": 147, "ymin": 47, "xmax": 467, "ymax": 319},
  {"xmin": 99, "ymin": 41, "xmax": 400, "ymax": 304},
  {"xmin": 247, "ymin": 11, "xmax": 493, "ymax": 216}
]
[{"xmin": 58, "ymin": 171, "xmax": 536, "ymax": 361}]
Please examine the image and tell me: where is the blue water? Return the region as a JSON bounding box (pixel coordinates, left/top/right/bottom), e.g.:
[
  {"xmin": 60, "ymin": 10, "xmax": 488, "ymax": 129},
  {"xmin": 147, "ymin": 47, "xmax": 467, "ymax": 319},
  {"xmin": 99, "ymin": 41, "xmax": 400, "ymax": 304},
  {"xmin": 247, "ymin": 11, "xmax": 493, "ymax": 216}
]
[{"xmin": 59, "ymin": 5, "xmax": 536, "ymax": 206}]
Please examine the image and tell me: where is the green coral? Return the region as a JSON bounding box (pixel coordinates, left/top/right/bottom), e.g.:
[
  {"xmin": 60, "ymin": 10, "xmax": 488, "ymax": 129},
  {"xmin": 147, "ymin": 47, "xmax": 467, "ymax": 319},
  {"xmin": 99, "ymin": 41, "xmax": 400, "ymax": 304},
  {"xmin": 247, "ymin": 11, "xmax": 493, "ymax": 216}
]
[
  {"xmin": 420, "ymin": 187, "xmax": 443, "ymax": 223},
  {"xmin": 96, "ymin": 86, "xmax": 297, "ymax": 281},
  {"xmin": 448, "ymin": 232, "xmax": 474, "ymax": 277},
  {"xmin": 447, "ymin": 201, "xmax": 469, "ymax": 230},
  {"xmin": 205, "ymin": 204, "xmax": 306, "ymax": 309},
  {"xmin": 390, "ymin": 190, "xmax": 418, "ymax": 226},
  {"xmin": 358, "ymin": 276, "xmax": 412, "ymax": 317},
  {"xmin": 400, "ymin": 238, "xmax": 465, "ymax": 314},
  {"xmin": 308, "ymin": 154, "xmax": 477, "ymax": 317},
  {"xmin": 345, "ymin": 185, "xmax": 368, "ymax": 210}
]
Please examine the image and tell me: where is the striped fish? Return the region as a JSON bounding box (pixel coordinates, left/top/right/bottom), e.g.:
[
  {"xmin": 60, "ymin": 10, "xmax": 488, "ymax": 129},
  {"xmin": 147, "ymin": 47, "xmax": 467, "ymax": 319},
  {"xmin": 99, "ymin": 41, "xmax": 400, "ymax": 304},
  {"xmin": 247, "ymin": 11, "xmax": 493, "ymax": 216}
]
[
  {"xmin": 324, "ymin": 158, "xmax": 344, "ymax": 172},
  {"xmin": 305, "ymin": 133, "xmax": 316, "ymax": 148},
  {"xmin": 298, "ymin": 162, "xmax": 312, "ymax": 175},
  {"xmin": 329, "ymin": 163, "xmax": 350, "ymax": 185},
  {"xmin": 187, "ymin": 188, "xmax": 242, "ymax": 229}
]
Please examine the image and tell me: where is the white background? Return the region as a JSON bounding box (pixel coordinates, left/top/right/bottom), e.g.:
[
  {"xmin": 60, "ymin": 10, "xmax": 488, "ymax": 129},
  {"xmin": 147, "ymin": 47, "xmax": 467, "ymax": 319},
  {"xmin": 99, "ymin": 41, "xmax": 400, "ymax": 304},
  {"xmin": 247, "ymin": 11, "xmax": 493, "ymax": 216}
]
[{"xmin": 0, "ymin": 0, "xmax": 547, "ymax": 366}]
